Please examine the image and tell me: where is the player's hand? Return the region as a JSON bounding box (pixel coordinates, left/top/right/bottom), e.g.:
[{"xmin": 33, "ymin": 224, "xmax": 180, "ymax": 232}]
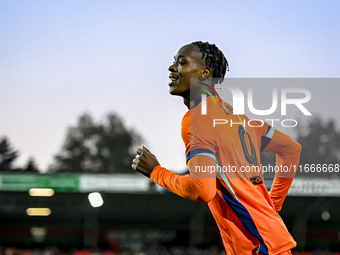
[{"xmin": 131, "ymin": 145, "xmax": 160, "ymax": 178}]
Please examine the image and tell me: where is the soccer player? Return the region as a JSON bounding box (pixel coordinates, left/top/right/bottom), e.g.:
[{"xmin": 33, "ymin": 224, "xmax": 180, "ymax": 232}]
[{"xmin": 132, "ymin": 41, "xmax": 301, "ymax": 255}]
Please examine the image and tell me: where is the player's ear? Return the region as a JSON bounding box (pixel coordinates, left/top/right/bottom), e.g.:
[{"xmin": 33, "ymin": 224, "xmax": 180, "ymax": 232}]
[{"xmin": 200, "ymin": 67, "xmax": 211, "ymax": 79}]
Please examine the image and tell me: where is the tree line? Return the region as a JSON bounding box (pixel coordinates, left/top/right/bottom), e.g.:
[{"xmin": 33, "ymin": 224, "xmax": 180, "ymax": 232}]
[{"xmin": 0, "ymin": 112, "xmax": 142, "ymax": 173}]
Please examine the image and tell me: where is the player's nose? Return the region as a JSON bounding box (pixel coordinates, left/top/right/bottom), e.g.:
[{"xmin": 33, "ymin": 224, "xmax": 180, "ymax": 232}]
[{"xmin": 168, "ymin": 63, "xmax": 177, "ymax": 72}]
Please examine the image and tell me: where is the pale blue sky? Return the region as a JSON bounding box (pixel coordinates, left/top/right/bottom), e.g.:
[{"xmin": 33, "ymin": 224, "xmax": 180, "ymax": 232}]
[{"xmin": 1, "ymin": 0, "xmax": 340, "ymax": 172}]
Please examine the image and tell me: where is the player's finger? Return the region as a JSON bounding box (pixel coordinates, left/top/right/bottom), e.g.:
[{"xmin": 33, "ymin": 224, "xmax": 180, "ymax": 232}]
[
  {"xmin": 131, "ymin": 163, "xmax": 136, "ymax": 170},
  {"xmin": 132, "ymin": 158, "xmax": 138, "ymax": 164},
  {"xmin": 136, "ymin": 148, "xmax": 143, "ymax": 155}
]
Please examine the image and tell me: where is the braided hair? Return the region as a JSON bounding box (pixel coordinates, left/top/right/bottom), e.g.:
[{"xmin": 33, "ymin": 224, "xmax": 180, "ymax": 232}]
[{"xmin": 192, "ymin": 41, "xmax": 229, "ymax": 85}]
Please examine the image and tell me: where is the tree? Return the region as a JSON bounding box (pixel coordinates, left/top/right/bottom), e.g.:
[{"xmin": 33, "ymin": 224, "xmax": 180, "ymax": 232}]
[
  {"xmin": 296, "ymin": 117, "xmax": 340, "ymax": 164},
  {"xmin": 294, "ymin": 117, "xmax": 340, "ymax": 177},
  {"xmin": 24, "ymin": 157, "xmax": 40, "ymax": 173},
  {"xmin": 0, "ymin": 137, "xmax": 19, "ymax": 172},
  {"xmin": 49, "ymin": 112, "xmax": 142, "ymax": 173}
]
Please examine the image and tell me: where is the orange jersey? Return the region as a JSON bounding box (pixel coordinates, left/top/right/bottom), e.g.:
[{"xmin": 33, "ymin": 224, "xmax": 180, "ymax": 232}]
[{"xmin": 151, "ymin": 94, "xmax": 301, "ymax": 255}]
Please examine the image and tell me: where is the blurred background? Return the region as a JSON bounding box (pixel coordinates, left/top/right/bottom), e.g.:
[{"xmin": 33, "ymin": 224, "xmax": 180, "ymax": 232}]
[{"xmin": 1, "ymin": 0, "xmax": 340, "ymax": 254}]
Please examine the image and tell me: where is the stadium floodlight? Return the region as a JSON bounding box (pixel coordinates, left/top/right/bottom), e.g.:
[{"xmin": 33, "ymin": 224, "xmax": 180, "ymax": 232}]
[
  {"xmin": 29, "ymin": 188, "xmax": 55, "ymax": 197},
  {"xmin": 26, "ymin": 208, "xmax": 51, "ymax": 216},
  {"xmin": 88, "ymin": 192, "xmax": 104, "ymax": 208}
]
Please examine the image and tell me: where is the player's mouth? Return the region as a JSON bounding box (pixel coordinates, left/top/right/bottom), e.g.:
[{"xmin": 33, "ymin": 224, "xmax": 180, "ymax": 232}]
[{"xmin": 169, "ymin": 73, "xmax": 179, "ymax": 85}]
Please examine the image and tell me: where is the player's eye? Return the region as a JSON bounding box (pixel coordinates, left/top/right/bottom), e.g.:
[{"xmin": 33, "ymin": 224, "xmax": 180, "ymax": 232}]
[{"xmin": 178, "ymin": 61, "xmax": 185, "ymax": 65}]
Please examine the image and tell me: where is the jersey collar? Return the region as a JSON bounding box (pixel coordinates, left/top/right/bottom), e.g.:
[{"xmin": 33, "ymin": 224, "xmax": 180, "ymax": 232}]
[{"xmin": 192, "ymin": 90, "xmax": 217, "ymax": 109}]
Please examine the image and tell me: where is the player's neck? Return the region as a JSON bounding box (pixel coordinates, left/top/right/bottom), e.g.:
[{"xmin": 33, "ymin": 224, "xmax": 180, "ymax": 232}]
[
  {"xmin": 182, "ymin": 79, "xmax": 214, "ymax": 109},
  {"xmin": 182, "ymin": 89, "xmax": 206, "ymax": 110},
  {"xmin": 183, "ymin": 98, "xmax": 196, "ymax": 109}
]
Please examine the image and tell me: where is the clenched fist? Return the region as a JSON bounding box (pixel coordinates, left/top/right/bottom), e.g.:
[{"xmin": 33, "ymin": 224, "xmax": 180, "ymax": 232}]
[{"xmin": 131, "ymin": 145, "xmax": 160, "ymax": 178}]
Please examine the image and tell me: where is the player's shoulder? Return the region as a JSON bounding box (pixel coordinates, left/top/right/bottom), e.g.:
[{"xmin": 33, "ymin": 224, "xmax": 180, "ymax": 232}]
[
  {"xmin": 181, "ymin": 111, "xmax": 191, "ymax": 146},
  {"xmin": 183, "ymin": 110, "xmax": 190, "ymax": 119},
  {"xmin": 182, "ymin": 110, "xmax": 190, "ymax": 124},
  {"xmin": 181, "ymin": 110, "xmax": 190, "ymax": 131}
]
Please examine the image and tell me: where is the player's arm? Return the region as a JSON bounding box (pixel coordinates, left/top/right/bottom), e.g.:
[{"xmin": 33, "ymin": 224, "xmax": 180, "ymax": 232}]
[
  {"xmin": 132, "ymin": 145, "xmax": 216, "ymax": 203},
  {"xmin": 263, "ymin": 129, "xmax": 302, "ymax": 211}
]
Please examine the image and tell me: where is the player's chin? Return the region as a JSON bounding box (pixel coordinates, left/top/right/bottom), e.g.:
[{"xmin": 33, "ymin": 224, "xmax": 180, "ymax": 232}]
[
  {"xmin": 169, "ymin": 88, "xmax": 177, "ymax": 95},
  {"xmin": 170, "ymin": 79, "xmax": 184, "ymax": 93},
  {"xmin": 169, "ymin": 84, "xmax": 178, "ymax": 95}
]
